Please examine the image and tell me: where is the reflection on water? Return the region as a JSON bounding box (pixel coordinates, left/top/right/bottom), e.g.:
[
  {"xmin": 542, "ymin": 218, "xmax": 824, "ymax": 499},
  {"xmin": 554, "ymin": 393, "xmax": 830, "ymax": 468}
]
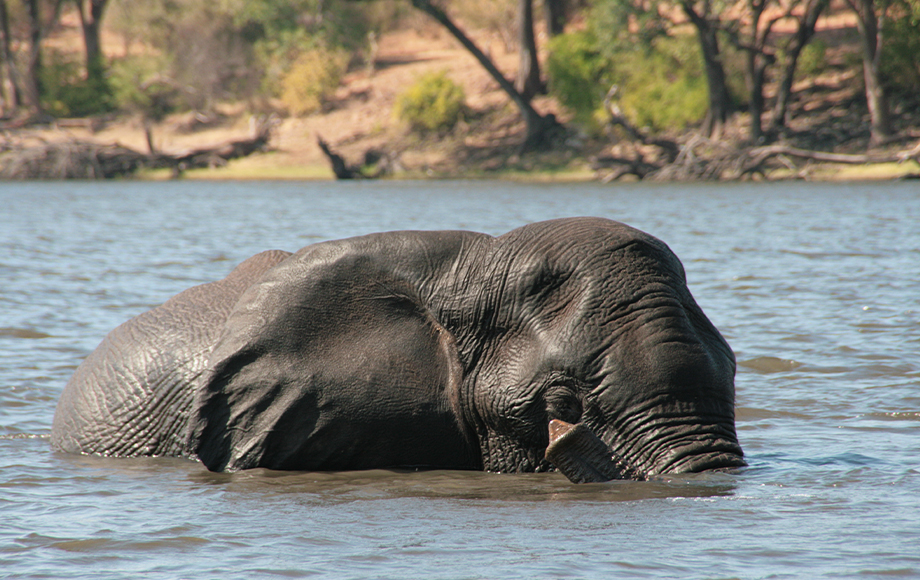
[
  {"xmin": 187, "ymin": 467, "xmax": 739, "ymax": 504},
  {"xmin": 1, "ymin": 180, "xmax": 918, "ymax": 579}
]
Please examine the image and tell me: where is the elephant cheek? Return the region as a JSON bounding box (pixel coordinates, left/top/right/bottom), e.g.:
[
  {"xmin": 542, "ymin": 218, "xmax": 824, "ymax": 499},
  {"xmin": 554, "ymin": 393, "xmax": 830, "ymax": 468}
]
[{"xmin": 544, "ymin": 420, "xmax": 633, "ymax": 484}]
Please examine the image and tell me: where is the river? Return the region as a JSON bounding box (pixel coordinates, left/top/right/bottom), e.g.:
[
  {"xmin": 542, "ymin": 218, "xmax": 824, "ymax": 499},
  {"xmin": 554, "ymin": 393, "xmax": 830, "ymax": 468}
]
[{"xmin": 1, "ymin": 179, "xmax": 918, "ymax": 579}]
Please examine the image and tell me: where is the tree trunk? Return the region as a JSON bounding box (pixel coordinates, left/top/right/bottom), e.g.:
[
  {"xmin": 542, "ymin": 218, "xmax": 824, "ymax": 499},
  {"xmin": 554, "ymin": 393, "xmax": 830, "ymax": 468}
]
[
  {"xmin": 745, "ymin": 50, "xmax": 768, "ymax": 143},
  {"xmin": 76, "ymin": 0, "xmax": 109, "ymax": 83},
  {"xmin": 681, "ymin": 1, "xmax": 732, "ymax": 138},
  {"xmin": 846, "ymin": 0, "xmax": 893, "ymax": 145},
  {"xmin": 516, "ymin": 0, "xmax": 542, "ymax": 102},
  {"xmin": 0, "ymin": 0, "xmax": 20, "ymax": 113},
  {"xmin": 21, "ymin": 0, "xmax": 43, "ymax": 115},
  {"xmin": 411, "ymin": 0, "xmax": 560, "ymax": 151},
  {"xmin": 543, "ymin": 0, "xmax": 566, "ymax": 37},
  {"xmin": 739, "ymin": 0, "xmax": 784, "ymax": 143},
  {"xmin": 769, "ymin": 0, "xmax": 829, "ymax": 131}
]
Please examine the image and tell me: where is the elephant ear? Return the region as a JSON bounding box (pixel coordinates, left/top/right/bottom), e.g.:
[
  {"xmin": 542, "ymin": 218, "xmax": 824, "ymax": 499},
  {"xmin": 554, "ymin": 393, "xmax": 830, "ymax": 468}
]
[{"xmin": 189, "ymin": 244, "xmax": 470, "ymax": 472}]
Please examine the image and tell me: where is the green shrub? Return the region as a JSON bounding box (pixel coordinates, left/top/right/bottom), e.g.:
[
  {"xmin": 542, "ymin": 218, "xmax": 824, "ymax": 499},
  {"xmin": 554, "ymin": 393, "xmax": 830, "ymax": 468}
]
[
  {"xmin": 546, "ymin": 30, "xmax": 609, "ymax": 131},
  {"xmin": 395, "ymin": 71, "xmax": 466, "ymax": 133},
  {"xmin": 280, "ymin": 47, "xmax": 349, "ymax": 116},
  {"xmin": 797, "ymin": 38, "xmax": 829, "ymax": 78},
  {"xmin": 547, "ymin": 31, "xmax": 708, "ymax": 133},
  {"xmin": 108, "ymin": 55, "xmax": 181, "ymax": 120},
  {"xmin": 881, "ymin": 0, "xmax": 920, "ymax": 97},
  {"xmin": 40, "ymin": 50, "xmax": 114, "ymax": 117},
  {"xmin": 614, "ymin": 36, "xmax": 709, "ymax": 131}
]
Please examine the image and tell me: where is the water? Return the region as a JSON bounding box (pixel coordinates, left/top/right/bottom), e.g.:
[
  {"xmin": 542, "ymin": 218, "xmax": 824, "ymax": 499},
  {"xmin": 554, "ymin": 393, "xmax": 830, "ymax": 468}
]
[{"xmin": 1, "ymin": 180, "xmax": 918, "ymax": 579}]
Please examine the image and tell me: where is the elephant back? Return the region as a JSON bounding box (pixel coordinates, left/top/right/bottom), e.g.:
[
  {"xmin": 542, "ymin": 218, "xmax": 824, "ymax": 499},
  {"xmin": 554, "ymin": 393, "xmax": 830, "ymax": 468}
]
[{"xmin": 51, "ymin": 249, "xmax": 291, "ymax": 458}]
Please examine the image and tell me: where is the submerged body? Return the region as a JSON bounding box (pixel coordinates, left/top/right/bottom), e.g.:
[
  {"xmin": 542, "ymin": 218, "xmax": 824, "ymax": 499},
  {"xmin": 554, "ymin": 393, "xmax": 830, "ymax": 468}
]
[{"xmin": 52, "ymin": 218, "xmax": 744, "ymax": 481}]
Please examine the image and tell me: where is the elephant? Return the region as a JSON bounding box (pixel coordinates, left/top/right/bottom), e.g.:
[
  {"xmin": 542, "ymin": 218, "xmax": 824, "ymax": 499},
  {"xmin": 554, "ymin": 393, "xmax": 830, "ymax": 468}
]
[{"xmin": 51, "ymin": 217, "xmax": 744, "ymax": 482}]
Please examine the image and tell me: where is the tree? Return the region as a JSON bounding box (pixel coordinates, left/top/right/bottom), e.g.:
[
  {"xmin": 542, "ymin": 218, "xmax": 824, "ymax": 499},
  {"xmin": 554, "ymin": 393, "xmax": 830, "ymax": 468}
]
[
  {"xmin": 0, "ymin": 0, "xmax": 66, "ymax": 116},
  {"xmin": 726, "ymin": 0, "xmax": 829, "ymax": 142},
  {"xmin": 731, "ymin": 0, "xmax": 778, "ymax": 142},
  {"xmin": 768, "ymin": 0, "xmax": 830, "ymax": 132},
  {"xmin": 591, "ymin": 0, "xmax": 732, "ymax": 137},
  {"xmin": 679, "ymin": 0, "xmax": 733, "ymax": 138},
  {"xmin": 0, "ymin": 0, "xmax": 20, "ymax": 112},
  {"xmin": 845, "ymin": 0, "xmax": 894, "ymax": 144},
  {"xmin": 411, "ymin": 0, "xmax": 561, "ymax": 150},
  {"xmin": 543, "ymin": 0, "xmax": 567, "ymax": 36},
  {"xmin": 516, "ymin": 0, "xmax": 541, "ymax": 101},
  {"xmin": 74, "ymin": 0, "xmax": 110, "ymax": 85}
]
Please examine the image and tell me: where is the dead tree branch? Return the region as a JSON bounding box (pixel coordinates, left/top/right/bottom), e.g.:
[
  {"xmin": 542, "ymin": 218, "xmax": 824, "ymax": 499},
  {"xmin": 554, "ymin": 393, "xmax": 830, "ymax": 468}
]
[{"xmin": 0, "ymin": 116, "xmax": 275, "ymax": 179}]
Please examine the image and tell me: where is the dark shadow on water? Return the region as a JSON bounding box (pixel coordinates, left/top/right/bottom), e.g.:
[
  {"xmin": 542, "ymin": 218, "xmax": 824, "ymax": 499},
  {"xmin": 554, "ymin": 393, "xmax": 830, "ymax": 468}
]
[
  {"xmin": 186, "ymin": 466, "xmax": 740, "ymax": 503},
  {"xmin": 49, "ymin": 452, "xmax": 739, "ymax": 503}
]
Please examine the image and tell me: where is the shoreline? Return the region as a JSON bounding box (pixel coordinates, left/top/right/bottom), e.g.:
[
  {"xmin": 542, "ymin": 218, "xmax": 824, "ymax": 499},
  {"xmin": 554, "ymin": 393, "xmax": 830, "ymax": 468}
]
[{"xmin": 3, "ymin": 24, "xmax": 918, "ymax": 183}]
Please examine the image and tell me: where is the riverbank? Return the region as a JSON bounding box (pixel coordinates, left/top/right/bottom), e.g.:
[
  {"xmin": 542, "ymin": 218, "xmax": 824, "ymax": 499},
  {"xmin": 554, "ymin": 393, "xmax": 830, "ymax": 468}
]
[{"xmin": 2, "ymin": 25, "xmax": 918, "ymax": 182}]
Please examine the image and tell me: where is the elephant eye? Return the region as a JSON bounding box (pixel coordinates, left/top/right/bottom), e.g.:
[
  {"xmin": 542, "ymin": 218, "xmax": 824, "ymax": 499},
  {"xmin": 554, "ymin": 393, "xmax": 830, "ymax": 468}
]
[{"xmin": 544, "ymin": 379, "xmax": 583, "ymax": 424}]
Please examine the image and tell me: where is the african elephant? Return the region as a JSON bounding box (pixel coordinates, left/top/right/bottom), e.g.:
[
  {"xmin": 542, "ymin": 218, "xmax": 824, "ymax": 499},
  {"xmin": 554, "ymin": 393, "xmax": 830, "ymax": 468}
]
[{"xmin": 52, "ymin": 218, "xmax": 744, "ymax": 482}]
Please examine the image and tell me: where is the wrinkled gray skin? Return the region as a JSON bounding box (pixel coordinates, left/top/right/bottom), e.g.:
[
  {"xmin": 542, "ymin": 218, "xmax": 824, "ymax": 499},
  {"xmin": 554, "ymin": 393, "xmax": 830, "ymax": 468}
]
[{"xmin": 52, "ymin": 218, "xmax": 744, "ymax": 480}]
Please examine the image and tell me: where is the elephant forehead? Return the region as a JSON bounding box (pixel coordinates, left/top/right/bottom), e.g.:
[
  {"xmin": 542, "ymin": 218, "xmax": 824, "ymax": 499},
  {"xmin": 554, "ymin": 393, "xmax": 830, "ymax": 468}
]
[
  {"xmin": 497, "ymin": 217, "xmax": 668, "ymax": 256},
  {"xmin": 288, "ymin": 229, "xmax": 491, "ymax": 271}
]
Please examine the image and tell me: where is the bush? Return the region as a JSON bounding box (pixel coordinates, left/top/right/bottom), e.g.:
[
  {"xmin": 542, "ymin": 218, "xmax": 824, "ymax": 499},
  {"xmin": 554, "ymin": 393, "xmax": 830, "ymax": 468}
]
[
  {"xmin": 395, "ymin": 71, "xmax": 466, "ymax": 133},
  {"xmin": 108, "ymin": 55, "xmax": 180, "ymax": 119},
  {"xmin": 547, "ymin": 31, "xmax": 708, "ymax": 133},
  {"xmin": 280, "ymin": 47, "xmax": 349, "ymax": 116},
  {"xmin": 614, "ymin": 36, "xmax": 709, "ymax": 132},
  {"xmin": 797, "ymin": 38, "xmax": 829, "ymax": 78},
  {"xmin": 881, "ymin": 0, "xmax": 920, "ymax": 98},
  {"xmin": 546, "ymin": 30, "xmax": 609, "ymax": 131},
  {"xmin": 40, "ymin": 51, "xmax": 114, "ymax": 117}
]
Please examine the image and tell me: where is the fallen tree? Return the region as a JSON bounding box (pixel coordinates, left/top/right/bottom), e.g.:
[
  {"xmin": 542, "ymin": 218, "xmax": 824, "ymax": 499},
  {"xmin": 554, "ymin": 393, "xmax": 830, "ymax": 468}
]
[
  {"xmin": 0, "ymin": 117, "xmax": 274, "ymax": 179},
  {"xmin": 594, "ymin": 136, "xmax": 920, "ymax": 182},
  {"xmin": 316, "ymin": 136, "xmax": 396, "ymax": 180},
  {"xmin": 594, "ymin": 88, "xmax": 920, "ymax": 181}
]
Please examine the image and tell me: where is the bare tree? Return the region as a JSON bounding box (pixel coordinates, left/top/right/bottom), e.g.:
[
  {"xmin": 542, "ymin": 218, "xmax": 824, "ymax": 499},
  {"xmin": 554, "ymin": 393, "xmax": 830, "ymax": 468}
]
[
  {"xmin": 543, "ymin": 0, "xmax": 567, "ymax": 36},
  {"xmin": 680, "ymin": 0, "xmax": 733, "ymax": 138},
  {"xmin": 21, "ymin": 0, "xmax": 45, "ymax": 115},
  {"xmin": 411, "ymin": 0, "xmax": 561, "ymax": 150},
  {"xmin": 0, "ymin": 0, "xmax": 20, "ymax": 113},
  {"xmin": 768, "ymin": 0, "xmax": 830, "ymax": 132},
  {"xmin": 845, "ymin": 0, "xmax": 893, "ymax": 144},
  {"xmin": 74, "ymin": 0, "xmax": 110, "ymax": 84},
  {"xmin": 9, "ymin": 0, "xmax": 66, "ymax": 116},
  {"xmin": 516, "ymin": 0, "xmax": 542, "ymax": 101},
  {"xmin": 731, "ymin": 0, "xmax": 780, "ymax": 142}
]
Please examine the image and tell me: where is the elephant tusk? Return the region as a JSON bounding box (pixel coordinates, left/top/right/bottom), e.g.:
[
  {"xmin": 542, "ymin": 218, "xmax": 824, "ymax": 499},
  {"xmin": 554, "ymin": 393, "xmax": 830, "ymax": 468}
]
[{"xmin": 545, "ymin": 419, "xmax": 631, "ymax": 483}]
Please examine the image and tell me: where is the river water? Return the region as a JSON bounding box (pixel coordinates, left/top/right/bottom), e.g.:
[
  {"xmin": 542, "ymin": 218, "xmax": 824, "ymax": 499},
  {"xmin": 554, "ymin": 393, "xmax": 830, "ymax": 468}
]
[{"xmin": 1, "ymin": 180, "xmax": 918, "ymax": 579}]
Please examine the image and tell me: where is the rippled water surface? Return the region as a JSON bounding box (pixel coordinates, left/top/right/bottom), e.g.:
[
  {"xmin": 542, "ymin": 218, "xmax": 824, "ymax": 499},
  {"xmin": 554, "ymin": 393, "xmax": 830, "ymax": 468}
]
[{"xmin": 2, "ymin": 180, "xmax": 918, "ymax": 579}]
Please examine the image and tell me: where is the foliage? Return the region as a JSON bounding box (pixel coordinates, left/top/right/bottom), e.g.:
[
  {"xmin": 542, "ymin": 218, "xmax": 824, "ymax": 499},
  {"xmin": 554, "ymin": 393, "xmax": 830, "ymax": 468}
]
[
  {"xmin": 796, "ymin": 38, "xmax": 829, "ymax": 78},
  {"xmin": 39, "ymin": 50, "xmax": 114, "ymax": 117},
  {"xmin": 169, "ymin": 10, "xmax": 261, "ymax": 110},
  {"xmin": 280, "ymin": 47, "xmax": 349, "ymax": 116},
  {"xmin": 107, "ymin": 0, "xmax": 379, "ymax": 112},
  {"xmin": 881, "ymin": 0, "xmax": 920, "ymax": 98},
  {"xmin": 452, "ymin": 0, "xmax": 517, "ymax": 52},
  {"xmin": 613, "ymin": 36, "xmax": 709, "ymax": 131},
  {"xmin": 108, "ymin": 0, "xmax": 260, "ymax": 111},
  {"xmin": 107, "ymin": 55, "xmax": 180, "ymax": 120},
  {"xmin": 395, "ymin": 71, "xmax": 466, "ymax": 133},
  {"xmin": 590, "ymin": 0, "xmax": 670, "ymax": 54},
  {"xmin": 546, "ymin": 30, "xmax": 610, "ymax": 131},
  {"xmin": 547, "ymin": 28, "xmax": 708, "ymax": 133}
]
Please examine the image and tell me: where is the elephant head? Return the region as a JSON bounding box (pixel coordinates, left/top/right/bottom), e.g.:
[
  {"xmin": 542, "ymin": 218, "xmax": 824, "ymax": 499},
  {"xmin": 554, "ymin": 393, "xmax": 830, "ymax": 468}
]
[{"xmin": 190, "ymin": 217, "xmax": 744, "ymax": 480}]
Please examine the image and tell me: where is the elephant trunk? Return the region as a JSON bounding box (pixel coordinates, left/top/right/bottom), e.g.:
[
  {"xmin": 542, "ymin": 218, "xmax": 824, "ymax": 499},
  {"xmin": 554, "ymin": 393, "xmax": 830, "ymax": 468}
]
[
  {"xmin": 544, "ymin": 420, "xmax": 634, "ymax": 483},
  {"xmin": 545, "ymin": 419, "xmax": 745, "ymax": 484}
]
